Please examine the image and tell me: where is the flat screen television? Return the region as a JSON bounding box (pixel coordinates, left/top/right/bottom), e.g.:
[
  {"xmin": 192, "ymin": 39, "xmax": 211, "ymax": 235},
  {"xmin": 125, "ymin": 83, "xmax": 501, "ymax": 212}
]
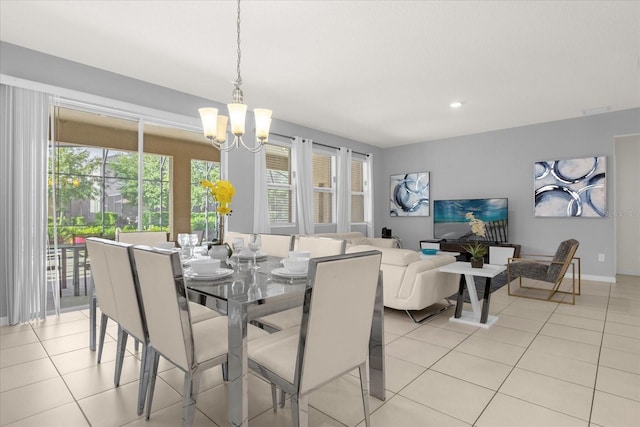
[{"xmin": 433, "ymin": 198, "xmax": 509, "ymax": 242}]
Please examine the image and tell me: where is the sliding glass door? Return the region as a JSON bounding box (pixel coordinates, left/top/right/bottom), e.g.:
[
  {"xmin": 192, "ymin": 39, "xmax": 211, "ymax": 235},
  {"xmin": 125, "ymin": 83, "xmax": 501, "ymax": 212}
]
[{"xmin": 48, "ymin": 105, "xmax": 218, "ymax": 312}]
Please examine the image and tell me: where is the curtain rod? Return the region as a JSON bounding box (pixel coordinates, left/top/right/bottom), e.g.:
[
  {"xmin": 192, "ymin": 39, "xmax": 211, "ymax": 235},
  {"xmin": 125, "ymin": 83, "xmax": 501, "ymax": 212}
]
[{"xmin": 269, "ymin": 132, "xmax": 369, "ymax": 157}]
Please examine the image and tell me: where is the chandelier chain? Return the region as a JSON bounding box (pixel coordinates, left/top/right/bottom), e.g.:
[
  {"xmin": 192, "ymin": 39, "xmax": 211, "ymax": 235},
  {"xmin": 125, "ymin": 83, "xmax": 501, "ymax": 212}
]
[
  {"xmin": 235, "ymin": 0, "xmax": 242, "ymax": 89},
  {"xmin": 199, "ymin": 0, "xmax": 271, "ymax": 153}
]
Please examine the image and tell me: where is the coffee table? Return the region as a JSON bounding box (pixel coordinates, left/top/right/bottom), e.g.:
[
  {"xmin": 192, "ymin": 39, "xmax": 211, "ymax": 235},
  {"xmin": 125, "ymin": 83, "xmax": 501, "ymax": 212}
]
[{"xmin": 439, "ymin": 261, "xmax": 506, "ymax": 328}]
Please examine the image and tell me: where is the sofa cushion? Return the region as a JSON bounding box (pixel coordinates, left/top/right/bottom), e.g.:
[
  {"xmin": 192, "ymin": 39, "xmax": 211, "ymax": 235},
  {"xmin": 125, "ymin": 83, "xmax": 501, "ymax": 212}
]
[
  {"xmin": 313, "ymin": 232, "xmax": 364, "ymax": 240},
  {"xmin": 312, "ymin": 232, "xmax": 398, "ymax": 248},
  {"xmin": 350, "ymin": 237, "xmax": 370, "ymax": 246},
  {"xmin": 347, "ymin": 245, "xmax": 419, "ymax": 266}
]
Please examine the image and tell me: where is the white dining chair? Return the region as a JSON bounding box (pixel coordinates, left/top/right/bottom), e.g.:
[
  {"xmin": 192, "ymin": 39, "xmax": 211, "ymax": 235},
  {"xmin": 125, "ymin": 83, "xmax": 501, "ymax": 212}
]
[
  {"xmin": 256, "ymin": 236, "xmax": 346, "ymax": 332},
  {"xmin": 259, "ymin": 234, "xmax": 294, "ymax": 258},
  {"xmin": 489, "ymin": 245, "xmax": 516, "ymax": 265},
  {"xmin": 117, "ymin": 230, "xmax": 170, "ymax": 246},
  {"xmin": 132, "ymin": 247, "xmax": 269, "ymax": 425},
  {"xmin": 118, "ymin": 230, "xmax": 218, "ymax": 324},
  {"xmin": 223, "ymin": 231, "xmax": 251, "ymax": 246},
  {"xmin": 248, "ymin": 251, "xmax": 382, "ymax": 427},
  {"xmin": 87, "ymin": 238, "xmax": 221, "ymax": 416},
  {"xmin": 86, "ymin": 237, "xmax": 150, "ymax": 415}
]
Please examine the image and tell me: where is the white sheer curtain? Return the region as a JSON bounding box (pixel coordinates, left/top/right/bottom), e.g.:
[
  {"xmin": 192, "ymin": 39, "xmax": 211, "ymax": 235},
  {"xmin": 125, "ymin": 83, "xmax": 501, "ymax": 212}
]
[
  {"xmin": 292, "ymin": 137, "xmax": 314, "ymax": 235},
  {"xmin": 336, "ymin": 147, "xmax": 352, "ymax": 233},
  {"xmin": 253, "ymin": 148, "xmax": 270, "ymax": 233},
  {"xmin": 1, "ymin": 85, "xmax": 51, "ymax": 324},
  {"xmin": 364, "ymin": 154, "xmax": 374, "ymax": 238}
]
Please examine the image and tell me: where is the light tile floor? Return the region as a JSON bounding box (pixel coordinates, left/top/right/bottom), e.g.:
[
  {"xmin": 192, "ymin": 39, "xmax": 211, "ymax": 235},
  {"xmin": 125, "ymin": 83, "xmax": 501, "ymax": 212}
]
[{"xmin": 1, "ymin": 275, "xmax": 639, "ymax": 426}]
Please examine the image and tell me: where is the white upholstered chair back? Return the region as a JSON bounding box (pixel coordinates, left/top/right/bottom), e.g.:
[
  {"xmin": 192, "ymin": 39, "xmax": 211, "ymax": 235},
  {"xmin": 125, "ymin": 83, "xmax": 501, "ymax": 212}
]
[
  {"xmin": 259, "ymin": 234, "xmax": 294, "ymax": 258},
  {"xmin": 85, "ymin": 238, "xmax": 118, "ymax": 322},
  {"xmin": 133, "ymin": 247, "xmax": 192, "ymax": 371},
  {"xmin": 117, "ymin": 231, "xmax": 169, "ymax": 246},
  {"xmin": 294, "ymin": 236, "xmax": 346, "ymax": 257},
  {"xmin": 102, "ymin": 241, "xmax": 145, "ymax": 340},
  {"xmin": 489, "ymin": 246, "xmax": 515, "ymax": 266},
  {"xmin": 224, "ymin": 231, "xmax": 251, "ymax": 247},
  {"xmin": 298, "ymin": 251, "xmax": 382, "ymax": 394}
]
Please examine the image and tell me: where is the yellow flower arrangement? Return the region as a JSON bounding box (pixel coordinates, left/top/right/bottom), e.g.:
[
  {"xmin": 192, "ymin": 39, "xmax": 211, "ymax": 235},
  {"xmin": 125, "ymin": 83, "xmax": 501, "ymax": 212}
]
[
  {"xmin": 464, "ymin": 212, "xmax": 487, "ymax": 260},
  {"xmin": 201, "ymin": 179, "xmax": 235, "ymax": 215}
]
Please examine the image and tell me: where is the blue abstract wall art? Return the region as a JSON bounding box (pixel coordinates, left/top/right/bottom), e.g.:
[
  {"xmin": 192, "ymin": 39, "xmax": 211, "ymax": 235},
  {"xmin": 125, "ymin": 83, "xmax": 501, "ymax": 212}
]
[
  {"xmin": 534, "ymin": 156, "xmax": 606, "ymax": 217},
  {"xmin": 390, "ymin": 172, "xmax": 430, "ymax": 217}
]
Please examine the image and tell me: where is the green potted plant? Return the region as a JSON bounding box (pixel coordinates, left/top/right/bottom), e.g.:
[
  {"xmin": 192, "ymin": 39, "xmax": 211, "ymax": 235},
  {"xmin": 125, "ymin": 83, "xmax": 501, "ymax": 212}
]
[{"xmin": 463, "ymin": 212, "xmax": 487, "ymax": 268}]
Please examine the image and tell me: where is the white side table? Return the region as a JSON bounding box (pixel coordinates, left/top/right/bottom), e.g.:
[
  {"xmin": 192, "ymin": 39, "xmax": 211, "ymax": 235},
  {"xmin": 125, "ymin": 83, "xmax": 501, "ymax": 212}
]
[{"xmin": 439, "ymin": 261, "xmax": 506, "ymax": 328}]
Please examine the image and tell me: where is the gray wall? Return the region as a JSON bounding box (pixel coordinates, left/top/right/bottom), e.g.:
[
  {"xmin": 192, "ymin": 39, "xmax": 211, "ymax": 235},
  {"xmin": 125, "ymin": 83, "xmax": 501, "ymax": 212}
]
[{"xmin": 378, "ymin": 109, "xmax": 640, "ymax": 279}]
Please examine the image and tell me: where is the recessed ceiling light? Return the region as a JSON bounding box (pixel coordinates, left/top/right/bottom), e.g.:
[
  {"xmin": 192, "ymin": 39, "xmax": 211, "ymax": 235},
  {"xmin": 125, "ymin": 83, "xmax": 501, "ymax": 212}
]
[{"xmin": 449, "ymin": 101, "xmax": 463, "ymax": 109}]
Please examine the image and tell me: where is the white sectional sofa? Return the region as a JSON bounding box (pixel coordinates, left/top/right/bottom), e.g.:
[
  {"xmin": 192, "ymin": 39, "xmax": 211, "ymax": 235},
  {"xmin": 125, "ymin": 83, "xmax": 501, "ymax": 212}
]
[
  {"xmin": 311, "ymin": 232, "xmax": 399, "ymax": 248},
  {"xmin": 346, "ymin": 244, "xmax": 460, "ymax": 323}
]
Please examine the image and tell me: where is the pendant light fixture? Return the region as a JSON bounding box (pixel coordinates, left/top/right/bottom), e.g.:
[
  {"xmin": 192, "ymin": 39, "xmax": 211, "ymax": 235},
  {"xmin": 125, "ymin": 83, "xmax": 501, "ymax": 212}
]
[{"xmin": 199, "ymin": 0, "xmax": 272, "ymax": 153}]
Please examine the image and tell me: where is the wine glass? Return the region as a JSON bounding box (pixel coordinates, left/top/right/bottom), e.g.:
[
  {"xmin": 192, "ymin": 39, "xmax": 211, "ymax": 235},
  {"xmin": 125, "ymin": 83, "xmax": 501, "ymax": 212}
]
[
  {"xmin": 231, "ymin": 237, "xmax": 244, "ymax": 271},
  {"xmin": 189, "ymin": 233, "xmax": 200, "ymax": 257},
  {"xmin": 177, "ymin": 233, "xmax": 191, "ymax": 260},
  {"xmin": 247, "ymin": 234, "xmax": 262, "ymax": 270},
  {"xmin": 247, "ymin": 269, "xmax": 262, "ymax": 300}
]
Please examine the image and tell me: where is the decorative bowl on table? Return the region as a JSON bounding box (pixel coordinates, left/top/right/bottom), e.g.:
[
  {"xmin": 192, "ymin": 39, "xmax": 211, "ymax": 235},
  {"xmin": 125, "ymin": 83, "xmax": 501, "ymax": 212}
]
[
  {"xmin": 421, "ymin": 248, "xmax": 438, "ymax": 255},
  {"xmin": 190, "ymin": 258, "xmax": 221, "ymax": 275},
  {"xmin": 281, "ymin": 257, "xmax": 309, "ymax": 273}
]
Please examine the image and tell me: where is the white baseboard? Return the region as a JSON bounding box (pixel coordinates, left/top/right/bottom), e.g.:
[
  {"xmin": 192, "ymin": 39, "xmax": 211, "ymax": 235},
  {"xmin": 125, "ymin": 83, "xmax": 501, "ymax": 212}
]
[{"xmin": 568, "ymin": 273, "xmax": 616, "ymax": 283}]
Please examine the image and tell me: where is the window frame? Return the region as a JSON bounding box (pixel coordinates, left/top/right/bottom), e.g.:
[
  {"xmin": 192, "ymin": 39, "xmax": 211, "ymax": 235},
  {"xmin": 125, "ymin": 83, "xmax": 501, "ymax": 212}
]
[
  {"xmin": 311, "ymin": 146, "xmax": 337, "ymax": 225},
  {"xmin": 265, "ymin": 140, "xmax": 296, "ymax": 227}
]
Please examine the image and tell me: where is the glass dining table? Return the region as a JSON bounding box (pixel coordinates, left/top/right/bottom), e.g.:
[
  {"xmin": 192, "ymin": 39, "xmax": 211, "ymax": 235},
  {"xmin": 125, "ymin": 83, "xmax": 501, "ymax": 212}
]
[{"xmin": 88, "ymin": 255, "xmax": 386, "ymax": 427}]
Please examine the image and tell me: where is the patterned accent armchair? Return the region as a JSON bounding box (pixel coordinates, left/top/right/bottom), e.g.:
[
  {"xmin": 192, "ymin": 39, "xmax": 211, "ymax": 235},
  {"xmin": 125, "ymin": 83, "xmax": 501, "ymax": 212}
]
[{"xmin": 507, "ymin": 239, "xmax": 580, "ymax": 304}]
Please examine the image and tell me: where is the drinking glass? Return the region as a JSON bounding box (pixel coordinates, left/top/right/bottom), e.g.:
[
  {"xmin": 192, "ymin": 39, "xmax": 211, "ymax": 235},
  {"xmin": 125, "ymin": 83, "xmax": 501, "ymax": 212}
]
[
  {"xmin": 231, "ymin": 237, "xmax": 244, "ymax": 271},
  {"xmin": 177, "ymin": 233, "xmax": 191, "ymax": 260},
  {"xmin": 247, "ymin": 270, "xmax": 262, "ymax": 300},
  {"xmin": 247, "ymin": 234, "xmax": 262, "ymax": 270},
  {"xmin": 189, "ymin": 233, "xmax": 199, "ymax": 257}
]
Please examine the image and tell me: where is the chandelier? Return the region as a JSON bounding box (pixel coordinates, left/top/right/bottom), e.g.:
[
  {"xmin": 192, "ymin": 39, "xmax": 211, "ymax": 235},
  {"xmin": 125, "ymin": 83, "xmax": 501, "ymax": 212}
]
[{"xmin": 199, "ymin": 0, "xmax": 272, "ymax": 153}]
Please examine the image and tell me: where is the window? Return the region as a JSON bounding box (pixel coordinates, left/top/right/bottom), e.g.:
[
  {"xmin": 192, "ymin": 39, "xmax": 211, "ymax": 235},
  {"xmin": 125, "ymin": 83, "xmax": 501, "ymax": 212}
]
[
  {"xmin": 191, "ymin": 160, "xmax": 221, "ymax": 241},
  {"xmin": 48, "ymin": 104, "xmax": 217, "ymax": 311},
  {"xmin": 351, "ymin": 158, "xmax": 366, "ymax": 223},
  {"xmin": 264, "ymin": 141, "xmax": 369, "ymax": 230},
  {"xmin": 266, "ymin": 143, "xmax": 294, "ymax": 224},
  {"xmin": 49, "ymin": 108, "xmax": 150, "ymax": 243},
  {"xmin": 312, "ymin": 150, "xmax": 335, "ymax": 224}
]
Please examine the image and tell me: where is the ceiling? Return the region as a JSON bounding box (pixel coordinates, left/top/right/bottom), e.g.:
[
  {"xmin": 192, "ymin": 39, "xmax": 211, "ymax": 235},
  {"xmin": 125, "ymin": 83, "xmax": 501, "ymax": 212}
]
[{"xmin": 1, "ymin": 0, "xmax": 639, "ymax": 148}]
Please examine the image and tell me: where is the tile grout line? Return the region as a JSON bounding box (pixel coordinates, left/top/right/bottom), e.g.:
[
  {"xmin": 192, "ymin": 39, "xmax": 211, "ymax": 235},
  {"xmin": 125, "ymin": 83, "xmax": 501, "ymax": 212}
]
[
  {"xmin": 35, "ymin": 319, "xmax": 95, "ymax": 427},
  {"xmin": 468, "ymin": 293, "xmax": 554, "ymax": 426},
  {"xmin": 587, "ymin": 281, "xmax": 612, "ymax": 426}
]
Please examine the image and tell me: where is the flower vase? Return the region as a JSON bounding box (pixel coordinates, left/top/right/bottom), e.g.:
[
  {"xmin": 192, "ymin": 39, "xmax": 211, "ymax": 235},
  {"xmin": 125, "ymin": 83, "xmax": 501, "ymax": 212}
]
[
  {"xmin": 470, "ymin": 257, "xmax": 484, "ymax": 268},
  {"xmin": 215, "ymin": 213, "xmax": 225, "ymax": 245},
  {"xmin": 208, "ymin": 214, "xmax": 232, "ymax": 262}
]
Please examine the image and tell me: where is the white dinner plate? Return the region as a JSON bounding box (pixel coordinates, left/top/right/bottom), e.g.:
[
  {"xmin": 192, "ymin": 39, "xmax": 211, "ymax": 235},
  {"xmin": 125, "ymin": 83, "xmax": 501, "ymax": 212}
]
[
  {"xmin": 271, "ymin": 267, "xmax": 307, "ymax": 278},
  {"xmin": 184, "ymin": 268, "xmax": 234, "ymax": 280}
]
